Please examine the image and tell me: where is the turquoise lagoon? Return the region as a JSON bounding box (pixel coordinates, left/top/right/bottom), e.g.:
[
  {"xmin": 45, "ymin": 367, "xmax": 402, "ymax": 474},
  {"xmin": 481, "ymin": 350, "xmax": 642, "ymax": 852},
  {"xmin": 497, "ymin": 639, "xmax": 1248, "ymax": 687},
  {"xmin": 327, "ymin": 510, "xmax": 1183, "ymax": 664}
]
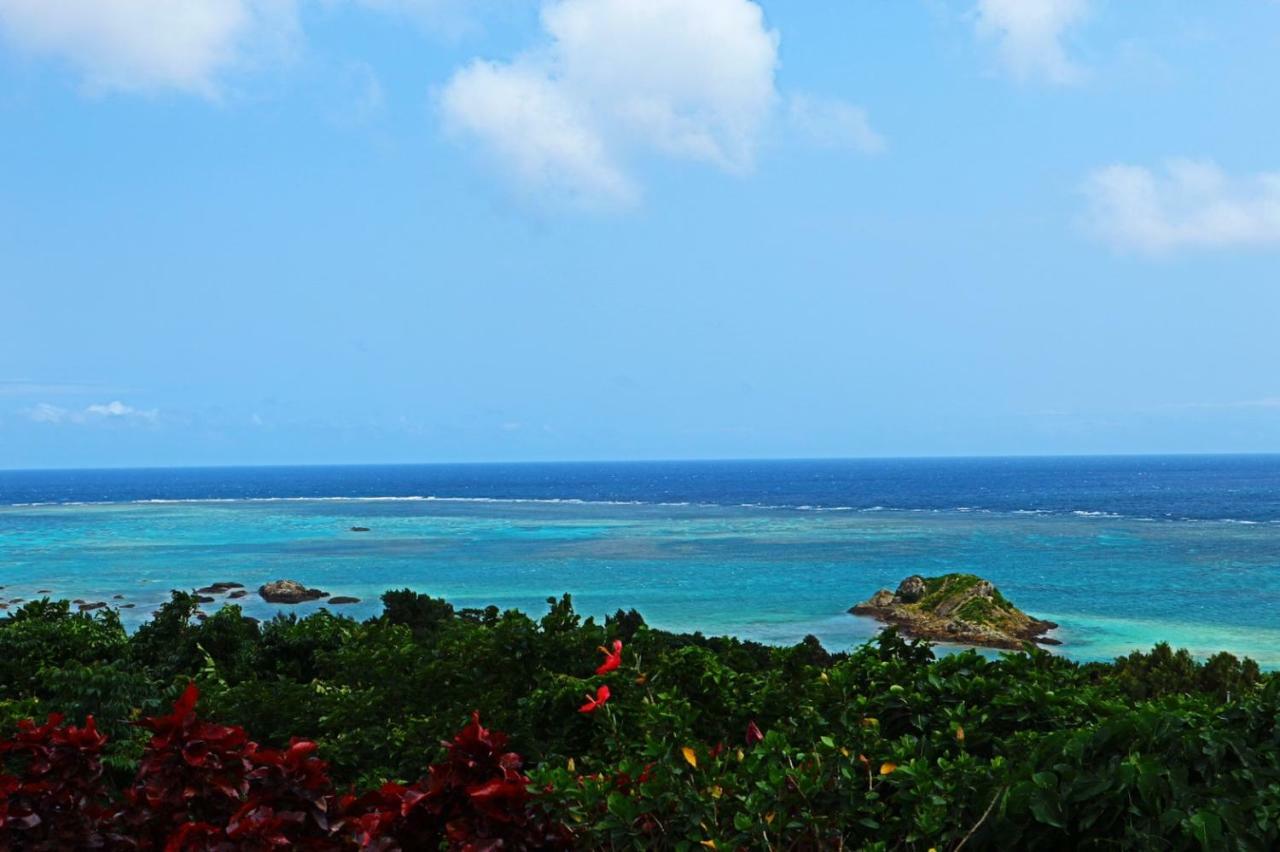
[{"xmin": 3, "ymin": 496, "xmax": 1279, "ymax": 666}]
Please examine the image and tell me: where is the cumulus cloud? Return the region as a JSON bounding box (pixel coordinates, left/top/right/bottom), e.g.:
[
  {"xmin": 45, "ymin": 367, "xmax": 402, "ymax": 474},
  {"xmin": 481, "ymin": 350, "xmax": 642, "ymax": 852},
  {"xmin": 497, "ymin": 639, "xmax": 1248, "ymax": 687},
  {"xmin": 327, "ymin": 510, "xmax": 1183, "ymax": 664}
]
[
  {"xmin": 1083, "ymin": 159, "xmax": 1280, "ymax": 254},
  {"xmin": 441, "ymin": 59, "xmax": 636, "ymax": 205},
  {"xmin": 0, "ymin": 0, "xmax": 298, "ymax": 94},
  {"xmin": 975, "ymin": 0, "xmax": 1088, "ymax": 84},
  {"xmin": 440, "ymin": 0, "xmax": 781, "ymax": 206},
  {"xmin": 787, "ymin": 93, "xmax": 885, "ymax": 155},
  {"xmin": 23, "ymin": 400, "xmax": 159, "ymax": 424}
]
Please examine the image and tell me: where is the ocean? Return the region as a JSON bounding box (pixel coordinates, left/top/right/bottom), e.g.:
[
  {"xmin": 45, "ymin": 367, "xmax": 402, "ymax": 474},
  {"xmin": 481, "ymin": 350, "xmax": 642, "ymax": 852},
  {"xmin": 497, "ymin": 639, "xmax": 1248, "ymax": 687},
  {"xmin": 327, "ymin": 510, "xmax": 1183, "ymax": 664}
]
[{"xmin": 2, "ymin": 456, "xmax": 1279, "ymax": 665}]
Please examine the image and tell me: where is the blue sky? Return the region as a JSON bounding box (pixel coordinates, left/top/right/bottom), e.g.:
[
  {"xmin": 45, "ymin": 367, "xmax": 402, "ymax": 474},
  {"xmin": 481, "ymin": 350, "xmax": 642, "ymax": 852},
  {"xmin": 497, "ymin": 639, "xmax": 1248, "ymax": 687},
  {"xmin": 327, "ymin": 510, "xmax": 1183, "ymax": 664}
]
[{"xmin": 2, "ymin": 0, "xmax": 1280, "ymax": 468}]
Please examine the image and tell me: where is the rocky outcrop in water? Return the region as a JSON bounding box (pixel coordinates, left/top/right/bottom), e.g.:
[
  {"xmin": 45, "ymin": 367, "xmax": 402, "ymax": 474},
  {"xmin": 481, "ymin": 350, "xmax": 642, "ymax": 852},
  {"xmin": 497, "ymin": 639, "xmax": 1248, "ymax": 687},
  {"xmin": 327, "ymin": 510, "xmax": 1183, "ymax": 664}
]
[
  {"xmin": 850, "ymin": 574, "xmax": 1059, "ymax": 650},
  {"xmin": 258, "ymin": 580, "xmax": 328, "ymax": 604},
  {"xmin": 197, "ymin": 582, "xmax": 244, "ymax": 595}
]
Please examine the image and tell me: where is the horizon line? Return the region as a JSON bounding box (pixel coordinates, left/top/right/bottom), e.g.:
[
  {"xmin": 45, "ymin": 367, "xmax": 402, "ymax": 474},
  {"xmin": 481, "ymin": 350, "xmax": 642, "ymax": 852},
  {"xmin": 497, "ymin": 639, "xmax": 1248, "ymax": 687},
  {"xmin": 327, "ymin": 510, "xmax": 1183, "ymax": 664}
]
[{"xmin": 4, "ymin": 450, "xmax": 1280, "ymax": 474}]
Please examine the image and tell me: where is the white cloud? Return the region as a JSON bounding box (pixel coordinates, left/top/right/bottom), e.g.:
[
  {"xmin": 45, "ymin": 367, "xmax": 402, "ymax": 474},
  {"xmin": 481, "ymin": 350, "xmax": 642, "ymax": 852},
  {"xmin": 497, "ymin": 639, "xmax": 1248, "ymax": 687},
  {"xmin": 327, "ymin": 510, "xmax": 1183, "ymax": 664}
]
[
  {"xmin": 86, "ymin": 400, "xmax": 158, "ymax": 419},
  {"xmin": 23, "ymin": 400, "xmax": 159, "ymax": 424},
  {"xmin": 0, "ymin": 0, "xmax": 298, "ymax": 94},
  {"xmin": 441, "ymin": 59, "xmax": 636, "ymax": 205},
  {"xmin": 440, "ymin": 0, "xmax": 781, "ymax": 205},
  {"xmin": 1083, "ymin": 159, "xmax": 1280, "ymax": 254},
  {"xmin": 975, "ymin": 0, "xmax": 1088, "ymax": 84},
  {"xmin": 25, "ymin": 403, "xmax": 70, "ymax": 424},
  {"xmin": 787, "ymin": 93, "xmax": 885, "ymax": 155}
]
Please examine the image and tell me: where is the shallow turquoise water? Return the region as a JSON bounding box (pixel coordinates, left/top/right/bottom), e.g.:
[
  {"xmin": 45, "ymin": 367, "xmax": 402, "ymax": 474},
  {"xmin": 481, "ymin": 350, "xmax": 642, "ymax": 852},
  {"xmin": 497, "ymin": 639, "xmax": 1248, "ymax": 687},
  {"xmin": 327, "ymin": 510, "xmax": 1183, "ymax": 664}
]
[{"xmin": 3, "ymin": 498, "xmax": 1279, "ymax": 665}]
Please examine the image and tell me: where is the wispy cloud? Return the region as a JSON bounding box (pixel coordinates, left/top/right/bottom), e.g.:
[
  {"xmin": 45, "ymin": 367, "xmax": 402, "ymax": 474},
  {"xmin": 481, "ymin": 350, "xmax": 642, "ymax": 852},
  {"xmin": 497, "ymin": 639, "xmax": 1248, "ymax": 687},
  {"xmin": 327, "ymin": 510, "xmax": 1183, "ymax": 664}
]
[
  {"xmin": 787, "ymin": 93, "xmax": 885, "ymax": 155},
  {"xmin": 0, "ymin": 380, "xmax": 108, "ymax": 397},
  {"xmin": 974, "ymin": 0, "xmax": 1089, "ymax": 84},
  {"xmin": 1083, "ymin": 159, "xmax": 1280, "ymax": 254},
  {"xmin": 25, "ymin": 402, "xmax": 71, "ymax": 424},
  {"xmin": 22, "ymin": 400, "xmax": 159, "ymax": 425},
  {"xmin": 1159, "ymin": 397, "xmax": 1280, "ymax": 412}
]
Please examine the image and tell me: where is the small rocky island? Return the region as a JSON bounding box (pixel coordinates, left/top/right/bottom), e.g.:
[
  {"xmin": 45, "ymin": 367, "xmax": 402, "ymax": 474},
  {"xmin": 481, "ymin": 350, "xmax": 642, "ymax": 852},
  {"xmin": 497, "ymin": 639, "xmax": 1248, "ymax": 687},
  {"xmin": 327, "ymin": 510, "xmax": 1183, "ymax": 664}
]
[
  {"xmin": 259, "ymin": 579, "xmax": 329, "ymax": 604},
  {"xmin": 850, "ymin": 573, "xmax": 1059, "ymax": 650}
]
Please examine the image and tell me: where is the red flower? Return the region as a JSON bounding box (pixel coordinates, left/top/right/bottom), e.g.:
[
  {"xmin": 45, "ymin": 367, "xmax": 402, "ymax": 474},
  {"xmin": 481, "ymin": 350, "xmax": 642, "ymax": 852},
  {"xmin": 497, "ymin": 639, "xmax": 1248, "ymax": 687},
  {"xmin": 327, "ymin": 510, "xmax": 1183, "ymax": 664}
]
[
  {"xmin": 595, "ymin": 640, "xmax": 623, "ymax": 676},
  {"xmin": 578, "ymin": 685, "xmax": 611, "ymax": 714},
  {"xmin": 745, "ymin": 721, "xmax": 764, "ymax": 746}
]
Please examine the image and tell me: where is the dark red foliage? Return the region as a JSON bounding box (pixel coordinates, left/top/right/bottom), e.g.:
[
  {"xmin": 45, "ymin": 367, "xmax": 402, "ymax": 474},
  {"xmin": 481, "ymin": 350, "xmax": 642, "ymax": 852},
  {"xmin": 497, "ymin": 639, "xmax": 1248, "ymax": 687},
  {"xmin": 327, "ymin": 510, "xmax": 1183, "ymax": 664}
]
[
  {"xmin": 745, "ymin": 720, "xmax": 764, "ymax": 746},
  {"xmin": 0, "ymin": 688, "xmax": 569, "ymax": 851},
  {"xmin": 0, "ymin": 712, "xmax": 112, "ymax": 849},
  {"xmin": 117, "ymin": 681, "xmax": 257, "ymax": 847},
  {"xmin": 340, "ymin": 712, "xmax": 571, "ymax": 851}
]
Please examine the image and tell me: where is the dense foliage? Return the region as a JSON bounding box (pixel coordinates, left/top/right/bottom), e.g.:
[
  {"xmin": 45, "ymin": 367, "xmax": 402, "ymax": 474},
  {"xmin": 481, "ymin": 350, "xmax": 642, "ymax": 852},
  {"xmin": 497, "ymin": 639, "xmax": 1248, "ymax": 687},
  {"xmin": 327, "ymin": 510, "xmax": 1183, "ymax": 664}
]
[{"xmin": 0, "ymin": 591, "xmax": 1274, "ymax": 849}]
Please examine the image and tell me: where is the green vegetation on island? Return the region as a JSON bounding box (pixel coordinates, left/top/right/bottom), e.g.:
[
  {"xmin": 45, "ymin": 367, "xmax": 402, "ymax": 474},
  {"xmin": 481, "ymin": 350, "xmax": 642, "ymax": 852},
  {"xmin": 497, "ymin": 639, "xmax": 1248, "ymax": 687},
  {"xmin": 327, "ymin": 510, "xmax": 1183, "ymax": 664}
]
[
  {"xmin": 0, "ymin": 589, "xmax": 1274, "ymax": 849},
  {"xmin": 850, "ymin": 573, "xmax": 1059, "ymax": 649}
]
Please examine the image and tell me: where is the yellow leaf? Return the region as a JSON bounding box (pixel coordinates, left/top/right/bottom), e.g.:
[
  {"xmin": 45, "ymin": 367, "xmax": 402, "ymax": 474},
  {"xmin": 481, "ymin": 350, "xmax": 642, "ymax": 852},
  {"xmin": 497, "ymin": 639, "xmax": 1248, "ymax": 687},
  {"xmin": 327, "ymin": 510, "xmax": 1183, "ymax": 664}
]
[
  {"xmin": 860, "ymin": 717, "xmax": 878, "ymax": 728},
  {"xmin": 709, "ymin": 784, "xmax": 723, "ymax": 799},
  {"xmin": 879, "ymin": 761, "xmax": 897, "ymax": 775},
  {"xmin": 819, "ymin": 671, "xmax": 829, "ymax": 683},
  {"xmin": 765, "ymin": 812, "xmax": 776, "ymax": 825},
  {"xmin": 700, "ymin": 842, "xmax": 717, "ymax": 850},
  {"xmin": 566, "ymin": 757, "xmax": 575, "ymax": 772},
  {"xmin": 682, "ymin": 746, "xmax": 698, "ymax": 769},
  {"xmin": 840, "ymin": 747, "xmax": 851, "ymax": 757},
  {"xmin": 955, "ymin": 725, "xmax": 966, "ymax": 743},
  {"xmin": 736, "ymin": 748, "xmax": 745, "ymax": 762}
]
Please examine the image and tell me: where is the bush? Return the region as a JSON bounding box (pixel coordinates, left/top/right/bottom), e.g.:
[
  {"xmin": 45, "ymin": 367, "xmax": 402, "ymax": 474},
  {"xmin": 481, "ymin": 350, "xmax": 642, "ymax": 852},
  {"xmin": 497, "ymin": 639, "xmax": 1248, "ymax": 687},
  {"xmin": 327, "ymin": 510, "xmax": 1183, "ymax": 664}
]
[{"xmin": 1, "ymin": 589, "xmax": 1275, "ymax": 849}]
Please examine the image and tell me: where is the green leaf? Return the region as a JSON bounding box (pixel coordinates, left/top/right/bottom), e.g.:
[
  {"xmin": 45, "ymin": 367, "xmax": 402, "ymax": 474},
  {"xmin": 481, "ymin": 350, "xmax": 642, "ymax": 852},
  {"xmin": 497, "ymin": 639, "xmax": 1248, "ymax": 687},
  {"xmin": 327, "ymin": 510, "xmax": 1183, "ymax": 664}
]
[
  {"xmin": 1029, "ymin": 799, "xmax": 1065, "ymax": 829},
  {"xmin": 1188, "ymin": 810, "xmax": 1223, "ymax": 850},
  {"xmin": 1032, "ymin": 771, "xmax": 1058, "ymax": 790}
]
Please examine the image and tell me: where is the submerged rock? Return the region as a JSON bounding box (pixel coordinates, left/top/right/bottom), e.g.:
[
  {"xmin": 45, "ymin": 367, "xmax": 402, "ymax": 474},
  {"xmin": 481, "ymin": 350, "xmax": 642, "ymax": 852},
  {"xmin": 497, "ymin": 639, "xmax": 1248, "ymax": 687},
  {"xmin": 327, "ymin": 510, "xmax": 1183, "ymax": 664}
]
[
  {"xmin": 197, "ymin": 582, "xmax": 244, "ymax": 594},
  {"xmin": 227, "ymin": 590, "xmax": 248, "ymax": 599},
  {"xmin": 78, "ymin": 602, "xmax": 106, "ymax": 612},
  {"xmin": 350, "ymin": 526, "xmax": 371, "ymax": 533},
  {"xmin": 328, "ymin": 596, "xmax": 361, "ymax": 605},
  {"xmin": 259, "ymin": 579, "xmax": 327, "ymax": 604},
  {"xmin": 849, "ymin": 573, "xmax": 1059, "ymax": 650}
]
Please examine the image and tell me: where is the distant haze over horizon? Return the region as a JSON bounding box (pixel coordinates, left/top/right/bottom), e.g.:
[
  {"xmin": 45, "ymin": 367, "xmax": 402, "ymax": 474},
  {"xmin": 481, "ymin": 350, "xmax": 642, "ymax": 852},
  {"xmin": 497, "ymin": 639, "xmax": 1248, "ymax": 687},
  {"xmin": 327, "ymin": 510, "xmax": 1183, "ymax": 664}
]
[
  {"xmin": 3, "ymin": 1, "xmax": 1279, "ymax": 468},
  {"xmin": 2, "ymin": 447, "xmax": 1280, "ymax": 473}
]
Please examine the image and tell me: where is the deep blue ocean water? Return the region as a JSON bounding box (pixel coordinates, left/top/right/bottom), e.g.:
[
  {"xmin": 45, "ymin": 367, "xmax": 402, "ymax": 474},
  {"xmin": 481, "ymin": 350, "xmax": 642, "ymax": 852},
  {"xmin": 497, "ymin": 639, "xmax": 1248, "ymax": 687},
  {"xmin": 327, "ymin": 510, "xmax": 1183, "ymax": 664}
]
[{"xmin": 2, "ymin": 457, "xmax": 1279, "ymax": 664}]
